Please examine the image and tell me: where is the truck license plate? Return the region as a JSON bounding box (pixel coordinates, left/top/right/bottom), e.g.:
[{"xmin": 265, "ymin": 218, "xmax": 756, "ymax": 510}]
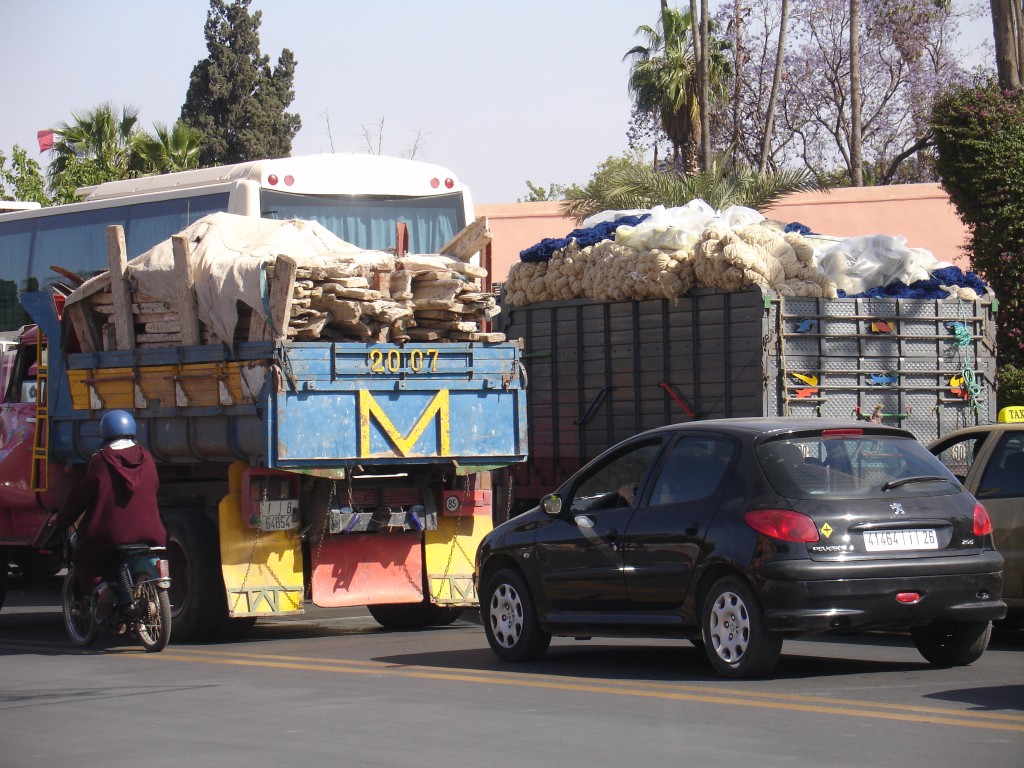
[
  {"xmin": 259, "ymin": 499, "xmax": 299, "ymax": 531},
  {"xmin": 864, "ymin": 529, "xmax": 938, "ymax": 552}
]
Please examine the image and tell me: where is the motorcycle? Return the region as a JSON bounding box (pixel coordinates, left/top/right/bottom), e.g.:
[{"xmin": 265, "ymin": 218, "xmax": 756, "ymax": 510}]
[{"xmin": 61, "ymin": 539, "xmax": 173, "ymax": 652}]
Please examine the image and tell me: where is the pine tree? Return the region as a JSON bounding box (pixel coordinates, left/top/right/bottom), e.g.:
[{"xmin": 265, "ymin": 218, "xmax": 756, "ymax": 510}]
[{"xmin": 181, "ymin": 0, "xmax": 301, "ymax": 166}]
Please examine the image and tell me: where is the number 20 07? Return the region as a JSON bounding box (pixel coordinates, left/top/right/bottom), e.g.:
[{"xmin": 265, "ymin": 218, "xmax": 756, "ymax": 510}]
[{"xmin": 368, "ymin": 348, "xmax": 439, "ymax": 373}]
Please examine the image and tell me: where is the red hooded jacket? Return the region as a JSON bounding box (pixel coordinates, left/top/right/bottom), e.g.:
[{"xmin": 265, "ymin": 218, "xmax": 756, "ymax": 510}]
[{"xmin": 54, "ymin": 443, "xmax": 166, "ymax": 555}]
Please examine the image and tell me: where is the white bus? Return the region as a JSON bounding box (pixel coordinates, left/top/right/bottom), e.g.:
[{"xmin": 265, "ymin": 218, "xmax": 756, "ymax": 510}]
[{"xmin": 0, "ymin": 153, "xmax": 473, "ymax": 330}]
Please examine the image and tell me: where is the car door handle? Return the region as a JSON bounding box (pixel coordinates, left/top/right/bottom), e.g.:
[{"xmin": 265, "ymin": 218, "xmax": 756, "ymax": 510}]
[{"xmin": 685, "ymin": 523, "xmax": 700, "ymax": 536}]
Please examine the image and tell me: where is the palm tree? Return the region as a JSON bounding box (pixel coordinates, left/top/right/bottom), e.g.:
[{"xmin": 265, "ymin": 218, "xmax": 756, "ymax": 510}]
[
  {"xmin": 134, "ymin": 121, "xmax": 203, "ymax": 174},
  {"xmin": 624, "ymin": 5, "xmax": 731, "ymax": 174},
  {"xmin": 48, "ymin": 102, "xmax": 143, "ymax": 183},
  {"xmin": 562, "ymin": 156, "xmax": 824, "ymax": 224}
]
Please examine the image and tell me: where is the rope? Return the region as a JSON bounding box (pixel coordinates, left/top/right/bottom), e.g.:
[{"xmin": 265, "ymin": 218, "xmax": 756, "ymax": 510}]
[{"xmin": 952, "ymin": 300, "xmax": 982, "ymax": 410}]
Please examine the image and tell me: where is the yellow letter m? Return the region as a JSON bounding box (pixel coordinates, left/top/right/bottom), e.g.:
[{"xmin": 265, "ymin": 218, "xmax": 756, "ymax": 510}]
[{"xmin": 358, "ymin": 389, "xmax": 451, "ymax": 458}]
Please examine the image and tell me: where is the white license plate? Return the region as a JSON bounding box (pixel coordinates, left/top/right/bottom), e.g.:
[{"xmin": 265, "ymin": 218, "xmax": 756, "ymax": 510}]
[
  {"xmin": 259, "ymin": 499, "xmax": 299, "ymax": 531},
  {"xmin": 864, "ymin": 528, "xmax": 938, "ymax": 552}
]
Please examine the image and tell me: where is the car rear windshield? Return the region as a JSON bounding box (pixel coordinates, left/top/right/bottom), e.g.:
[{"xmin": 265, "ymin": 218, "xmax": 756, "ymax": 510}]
[{"xmin": 757, "ymin": 434, "xmax": 960, "ymax": 499}]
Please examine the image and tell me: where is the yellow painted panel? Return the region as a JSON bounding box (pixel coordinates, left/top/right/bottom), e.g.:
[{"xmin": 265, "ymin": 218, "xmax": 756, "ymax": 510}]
[
  {"xmin": 425, "ymin": 514, "xmax": 492, "ymax": 606},
  {"xmin": 219, "ymin": 461, "xmax": 305, "ymax": 617},
  {"xmin": 135, "ymin": 365, "xmax": 177, "ymax": 407},
  {"xmin": 67, "ymin": 367, "xmax": 135, "ymax": 410}
]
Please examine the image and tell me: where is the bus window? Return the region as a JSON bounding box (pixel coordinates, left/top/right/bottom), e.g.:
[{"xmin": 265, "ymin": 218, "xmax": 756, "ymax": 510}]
[
  {"xmin": 260, "ymin": 190, "xmax": 465, "ymax": 253},
  {"xmin": 124, "ymin": 193, "xmax": 229, "ymax": 255}
]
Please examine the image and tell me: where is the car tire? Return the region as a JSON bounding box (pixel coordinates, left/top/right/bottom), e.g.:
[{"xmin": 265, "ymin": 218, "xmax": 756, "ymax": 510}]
[
  {"xmin": 911, "ymin": 620, "xmax": 992, "ymax": 667},
  {"xmin": 483, "ymin": 568, "xmax": 551, "ymax": 662},
  {"xmin": 701, "ymin": 576, "xmax": 782, "ymax": 678}
]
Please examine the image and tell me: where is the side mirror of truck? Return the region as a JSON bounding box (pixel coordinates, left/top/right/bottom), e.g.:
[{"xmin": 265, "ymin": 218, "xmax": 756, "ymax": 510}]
[{"xmin": 541, "ymin": 494, "xmax": 562, "ymax": 516}]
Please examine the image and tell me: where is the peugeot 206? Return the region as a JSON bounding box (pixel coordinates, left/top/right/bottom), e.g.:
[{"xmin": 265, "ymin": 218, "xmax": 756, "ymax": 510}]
[{"xmin": 476, "ymin": 418, "xmax": 1005, "ymax": 678}]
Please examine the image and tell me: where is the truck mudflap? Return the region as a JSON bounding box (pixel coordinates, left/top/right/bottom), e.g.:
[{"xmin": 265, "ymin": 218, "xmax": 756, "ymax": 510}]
[
  {"xmin": 219, "ymin": 462, "xmax": 305, "ymax": 618},
  {"xmin": 425, "ymin": 491, "xmax": 492, "ymax": 606},
  {"xmin": 309, "ymin": 490, "xmax": 492, "ymax": 608}
]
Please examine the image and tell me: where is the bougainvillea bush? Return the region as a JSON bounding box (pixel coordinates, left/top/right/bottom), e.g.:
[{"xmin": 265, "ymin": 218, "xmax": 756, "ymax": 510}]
[{"xmin": 932, "ymin": 79, "xmax": 1024, "ymax": 374}]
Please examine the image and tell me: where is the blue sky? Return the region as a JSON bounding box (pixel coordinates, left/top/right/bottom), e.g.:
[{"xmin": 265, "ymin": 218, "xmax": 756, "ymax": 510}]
[{"xmin": 1, "ymin": 1, "xmax": 995, "ymax": 204}]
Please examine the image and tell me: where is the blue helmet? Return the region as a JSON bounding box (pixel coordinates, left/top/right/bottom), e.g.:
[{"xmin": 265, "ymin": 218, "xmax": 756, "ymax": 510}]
[{"xmin": 100, "ymin": 410, "xmax": 136, "ymax": 442}]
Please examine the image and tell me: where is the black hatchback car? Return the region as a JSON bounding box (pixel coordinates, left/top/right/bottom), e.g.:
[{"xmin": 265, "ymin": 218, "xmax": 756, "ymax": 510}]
[{"xmin": 476, "ymin": 418, "xmax": 1005, "ymax": 678}]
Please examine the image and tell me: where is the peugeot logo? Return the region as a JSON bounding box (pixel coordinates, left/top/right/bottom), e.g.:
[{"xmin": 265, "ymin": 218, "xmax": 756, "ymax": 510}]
[{"xmin": 890, "ymin": 502, "xmax": 906, "ymax": 516}]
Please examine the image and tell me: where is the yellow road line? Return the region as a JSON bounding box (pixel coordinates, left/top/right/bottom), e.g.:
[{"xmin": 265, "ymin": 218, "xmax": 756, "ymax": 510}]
[{"xmin": 137, "ymin": 648, "xmax": 1024, "ymax": 733}]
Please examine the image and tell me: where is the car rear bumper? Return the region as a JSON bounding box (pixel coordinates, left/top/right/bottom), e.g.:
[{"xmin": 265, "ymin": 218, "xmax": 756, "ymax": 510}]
[{"xmin": 757, "ymin": 552, "xmax": 1006, "ymax": 632}]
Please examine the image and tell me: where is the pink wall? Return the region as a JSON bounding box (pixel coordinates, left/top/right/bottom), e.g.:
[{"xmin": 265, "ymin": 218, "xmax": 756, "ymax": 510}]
[
  {"xmin": 761, "ymin": 183, "xmax": 970, "ymax": 269},
  {"xmin": 478, "ymin": 183, "xmax": 971, "ymax": 283}
]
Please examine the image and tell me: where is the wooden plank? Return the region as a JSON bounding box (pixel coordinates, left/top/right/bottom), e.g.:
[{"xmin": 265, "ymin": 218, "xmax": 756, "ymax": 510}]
[
  {"xmin": 439, "ymin": 216, "xmax": 492, "ymax": 262},
  {"xmin": 172, "ymin": 235, "xmax": 201, "ymax": 346},
  {"xmin": 267, "ymin": 255, "xmax": 298, "ymax": 340},
  {"xmin": 105, "ymin": 225, "xmax": 135, "ymax": 351},
  {"xmin": 65, "ymin": 300, "xmax": 100, "ymax": 353}
]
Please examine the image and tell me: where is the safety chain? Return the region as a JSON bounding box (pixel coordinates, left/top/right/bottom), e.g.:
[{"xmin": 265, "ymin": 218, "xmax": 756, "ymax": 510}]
[
  {"xmin": 231, "ymin": 478, "xmax": 298, "ymax": 614},
  {"xmin": 433, "ymin": 473, "xmax": 469, "ymax": 602}
]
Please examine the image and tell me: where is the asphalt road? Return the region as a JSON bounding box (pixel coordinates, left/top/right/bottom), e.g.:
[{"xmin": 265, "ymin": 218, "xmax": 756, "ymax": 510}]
[{"xmin": 1, "ymin": 574, "xmax": 1022, "ymax": 768}]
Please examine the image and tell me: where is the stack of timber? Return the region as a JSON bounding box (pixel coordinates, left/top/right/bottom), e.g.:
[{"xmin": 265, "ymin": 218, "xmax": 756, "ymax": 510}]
[{"xmin": 65, "ymin": 217, "xmax": 505, "ymax": 352}]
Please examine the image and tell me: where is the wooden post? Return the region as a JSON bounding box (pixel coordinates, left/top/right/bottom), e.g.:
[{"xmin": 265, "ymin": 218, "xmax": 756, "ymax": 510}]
[
  {"xmin": 64, "ymin": 301, "xmax": 101, "ymax": 353},
  {"xmin": 171, "ymin": 235, "xmax": 202, "ymax": 346},
  {"xmin": 267, "ymin": 254, "xmax": 297, "ymax": 340},
  {"xmin": 105, "ymin": 225, "xmax": 135, "ymax": 351}
]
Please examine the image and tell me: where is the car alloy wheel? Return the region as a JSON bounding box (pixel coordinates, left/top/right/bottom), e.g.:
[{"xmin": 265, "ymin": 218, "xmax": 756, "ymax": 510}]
[
  {"xmin": 701, "ymin": 576, "xmax": 782, "ymax": 678},
  {"xmin": 482, "ymin": 568, "xmax": 551, "ymax": 662}
]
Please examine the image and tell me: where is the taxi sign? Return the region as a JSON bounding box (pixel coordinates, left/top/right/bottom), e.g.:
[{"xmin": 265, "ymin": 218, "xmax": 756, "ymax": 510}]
[{"xmin": 997, "ymin": 406, "xmax": 1024, "ymax": 423}]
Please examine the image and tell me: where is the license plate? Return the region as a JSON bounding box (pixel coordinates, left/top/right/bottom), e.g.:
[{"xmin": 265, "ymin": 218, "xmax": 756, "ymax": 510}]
[
  {"xmin": 259, "ymin": 499, "xmax": 299, "ymax": 531},
  {"xmin": 864, "ymin": 528, "xmax": 938, "ymax": 552}
]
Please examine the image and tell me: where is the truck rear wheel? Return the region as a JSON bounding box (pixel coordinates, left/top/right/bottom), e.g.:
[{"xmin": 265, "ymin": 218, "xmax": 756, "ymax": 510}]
[
  {"xmin": 368, "ymin": 600, "xmax": 462, "ymax": 629},
  {"xmin": 163, "ymin": 508, "xmax": 227, "ymax": 642}
]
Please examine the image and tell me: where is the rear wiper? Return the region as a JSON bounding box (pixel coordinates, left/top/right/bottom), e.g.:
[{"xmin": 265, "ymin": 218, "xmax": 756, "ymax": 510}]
[{"xmin": 881, "ymin": 475, "xmax": 949, "ymax": 491}]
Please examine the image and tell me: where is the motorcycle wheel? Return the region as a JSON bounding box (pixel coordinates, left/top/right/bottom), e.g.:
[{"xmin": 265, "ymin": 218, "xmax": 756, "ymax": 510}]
[
  {"xmin": 62, "ymin": 569, "xmax": 97, "ymax": 646},
  {"xmin": 133, "ymin": 573, "xmax": 172, "ymax": 652}
]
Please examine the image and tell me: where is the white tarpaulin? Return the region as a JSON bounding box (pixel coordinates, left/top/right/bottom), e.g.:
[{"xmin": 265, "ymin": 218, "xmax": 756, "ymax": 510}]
[{"xmin": 67, "ymin": 212, "xmax": 395, "ymax": 346}]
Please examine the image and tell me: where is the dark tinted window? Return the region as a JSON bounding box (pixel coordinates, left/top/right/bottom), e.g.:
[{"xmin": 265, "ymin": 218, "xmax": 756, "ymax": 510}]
[
  {"xmin": 649, "ymin": 436, "xmax": 732, "ymax": 504},
  {"xmin": 977, "ymin": 433, "xmax": 1024, "ymax": 499},
  {"xmin": 0, "ymin": 193, "xmax": 228, "ymax": 331},
  {"xmin": 570, "ymin": 440, "xmax": 662, "ymax": 512},
  {"xmin": 758, "ymin": 434, "xmax": 958, "ymax": 498},
  {"xmin": 261, "ymin": 190, "xmax": 465, "ymax": 253}
]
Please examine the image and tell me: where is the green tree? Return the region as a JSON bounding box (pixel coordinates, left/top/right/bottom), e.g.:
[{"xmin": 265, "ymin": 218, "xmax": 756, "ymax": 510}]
[
  {"xmin": 47, "ymin": 102, "xmax": 144, "ymax": 187},
  {"xmin": 932, "ymin": 78, "xmax": 1024, "ymax": 370},
  {"xmin": 563, "ymin": 151, "xmax": 821, "ymax": 224},
  {"xmin": 0, "ymin": 146, "xmax": 49, "ymax": 204},
  {"xmin": 518, "ymin": 180, "xmax": 584, "ymax": 202},
  {"xmin": 182, "ymin": 0, "xmax": 301, "ymax": 166},
  {"xmin": 134, "ymin": 121, "xmax": 203, "ymax": 173},
  {"xmin": 625, "ymin": 4, "xmax": 731, "ymax": 173}
]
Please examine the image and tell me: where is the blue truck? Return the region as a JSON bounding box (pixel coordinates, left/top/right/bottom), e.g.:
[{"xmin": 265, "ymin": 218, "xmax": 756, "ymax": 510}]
[{"xmin": 0, "ymin": 288, "xmax": 527, "ymax": 640}]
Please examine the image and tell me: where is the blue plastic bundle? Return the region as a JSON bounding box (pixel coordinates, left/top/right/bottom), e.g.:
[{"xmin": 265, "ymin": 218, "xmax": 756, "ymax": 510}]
[
  {"xmin": 839, "ymin": 266, "xmax": 989, "ymax": 299},
  {"xmin": 519, "ymin": 214, "xmax": 650, "ymax": 263},
  {"xmin": 783, "ymin": 221, "xmax": 816, "ymax": 236}
]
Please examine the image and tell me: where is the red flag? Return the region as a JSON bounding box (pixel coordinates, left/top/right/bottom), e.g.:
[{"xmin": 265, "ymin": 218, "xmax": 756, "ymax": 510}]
[{"xmin": 37, "ymin": 130, "xmax": 54, "ymax": 152}]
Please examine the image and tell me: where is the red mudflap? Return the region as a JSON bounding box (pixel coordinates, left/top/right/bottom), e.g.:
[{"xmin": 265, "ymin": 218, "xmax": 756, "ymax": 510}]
[{"xmin": 310, "ymin": 532, "xmax": 423, "ymax": 608}]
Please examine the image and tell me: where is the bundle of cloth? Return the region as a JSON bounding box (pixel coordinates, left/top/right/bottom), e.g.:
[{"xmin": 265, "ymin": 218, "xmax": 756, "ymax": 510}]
[{"xmin": 503, "ymin": 201, "xmax": 989, "ymax": 307}]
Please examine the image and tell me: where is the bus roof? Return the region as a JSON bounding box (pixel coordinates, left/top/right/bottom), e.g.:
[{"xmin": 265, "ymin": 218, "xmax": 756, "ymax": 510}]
[
  {"xmin": 77, "ymin": 153, "xmax": 464, "ymax": 201},
  {"xmin": 0, "ymin": 201, "xmax": 42, "ymax": 213}
]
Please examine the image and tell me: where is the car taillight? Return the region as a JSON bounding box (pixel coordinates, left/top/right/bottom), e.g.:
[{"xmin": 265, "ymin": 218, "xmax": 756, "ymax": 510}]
[
  {"xmin": 974, "ymin": 502, "xmax": 993, "ymax": 536},
  {"xmin": 744, "ymin": 509, "xmax": 820, "ymax": 542}
]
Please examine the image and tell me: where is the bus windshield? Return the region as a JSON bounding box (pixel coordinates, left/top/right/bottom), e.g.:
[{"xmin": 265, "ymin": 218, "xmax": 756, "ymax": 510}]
[{"xmin": 260, "ymin": 189, "xmax": 465, "ymax": 253}]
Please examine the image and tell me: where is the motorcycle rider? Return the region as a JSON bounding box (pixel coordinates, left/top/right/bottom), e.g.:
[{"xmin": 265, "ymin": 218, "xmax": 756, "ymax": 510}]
[{"xmin": 48, "ymin": 410, "xmax": 165, "ymax": 615}]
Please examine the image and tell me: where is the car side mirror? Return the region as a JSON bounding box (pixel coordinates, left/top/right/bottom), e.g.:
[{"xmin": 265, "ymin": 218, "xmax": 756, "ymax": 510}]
[{"xmin": 541, "ymin": 494, "xmax": 562, "ymax": 516}]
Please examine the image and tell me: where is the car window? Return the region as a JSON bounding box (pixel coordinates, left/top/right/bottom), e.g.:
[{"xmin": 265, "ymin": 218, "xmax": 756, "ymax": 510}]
[
  {"xmin": 932, "ymin": 436, "xmax": 986, "ymax": 481},
  {"xmin": 977, "ymin": 434, "xmax": 1024, "ymax": 499},
  {"xmin": 648, "ymin": 436, "xmax": 732, "ymax": 505},
  {"xmin": 570, "ymin": 440, "xmax": 662, "ymax": 512},
  {"xmin": 758, "ymin": 434, "xmax": 958, "ymax": 499}
]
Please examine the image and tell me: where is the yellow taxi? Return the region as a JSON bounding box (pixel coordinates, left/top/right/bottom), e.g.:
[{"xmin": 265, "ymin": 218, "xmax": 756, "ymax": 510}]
[{"xmin": 930, "ymin": 407, "xmax": 1024, "ymax": 622}]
